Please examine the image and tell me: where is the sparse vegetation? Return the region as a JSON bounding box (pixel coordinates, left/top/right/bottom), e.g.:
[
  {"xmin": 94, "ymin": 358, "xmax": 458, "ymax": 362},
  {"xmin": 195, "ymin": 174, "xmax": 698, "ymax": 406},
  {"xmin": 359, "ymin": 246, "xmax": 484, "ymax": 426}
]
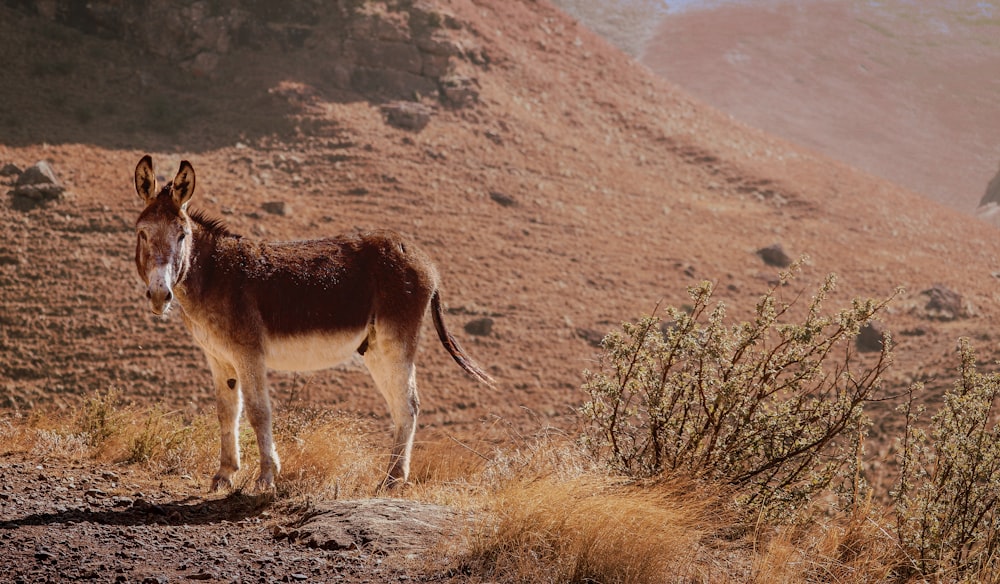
[
  {"xmin": 894, "ymin": 339, "xmax": 1000, "ymax": 579},
  {"xmin": 7, "ymin": 276, "xmax": 1000, "ymax": 582},
  {"xmin": 581, "ymin": 266, "xmax": 894, "ymax": 521}
]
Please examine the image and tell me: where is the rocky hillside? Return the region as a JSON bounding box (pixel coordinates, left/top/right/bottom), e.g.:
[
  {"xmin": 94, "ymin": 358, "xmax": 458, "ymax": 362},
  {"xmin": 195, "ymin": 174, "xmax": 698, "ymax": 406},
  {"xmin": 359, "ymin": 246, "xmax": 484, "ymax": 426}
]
[{"xmin": 2, "ymin": 0, "xmax": 1000, "ymax": 451}]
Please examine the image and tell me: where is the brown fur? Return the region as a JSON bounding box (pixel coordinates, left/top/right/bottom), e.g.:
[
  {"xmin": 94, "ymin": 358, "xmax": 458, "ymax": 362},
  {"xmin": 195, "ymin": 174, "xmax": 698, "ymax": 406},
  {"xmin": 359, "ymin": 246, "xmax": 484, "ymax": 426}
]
[{"xmin": 133, "ymin": 155, "xmax": 493, "ymax": 492}]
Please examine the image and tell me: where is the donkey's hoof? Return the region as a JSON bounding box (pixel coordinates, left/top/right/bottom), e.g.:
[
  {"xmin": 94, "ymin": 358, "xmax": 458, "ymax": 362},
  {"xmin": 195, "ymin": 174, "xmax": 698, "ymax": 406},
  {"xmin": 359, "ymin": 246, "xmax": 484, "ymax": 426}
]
[
  {"xmin": 376, "ymin": 476, "xmax": 409, "ymax": 495},
  {"xmin": 254, "ymin": 478, "xmax": 276, "ymax": 494},
  {"xmin": 210, "ymin": 474, "xmax": 234, "ymax": 492}
]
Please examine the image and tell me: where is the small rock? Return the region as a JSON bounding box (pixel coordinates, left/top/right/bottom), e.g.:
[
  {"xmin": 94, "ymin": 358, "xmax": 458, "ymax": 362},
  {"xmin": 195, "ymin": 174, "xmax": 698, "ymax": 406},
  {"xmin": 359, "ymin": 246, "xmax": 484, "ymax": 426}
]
[
  {"xmin": 856, "ymin": 321, "xmax": 886, "ymax": 353},
  {"xmin": 381, "ymin": 101, "xmax": 433, "ymax": 131},
  {"xmin": 0, "ymin": 163, "xmax": 21, "ymax": 177},
  {"xmin": 576, "ymin": 328, "xmax": 605, "ymax": 348},
  {"xmin": 10, "ymin": 160, "xmax": 64, "ymax": 210},
  {"xmin": 489, "ymin": 191, "xmax": 516, "ymax": 207},
  {"xmin": 919, "ymin": 284, "xmax": 970, "ymax": 321},
  {"xmin": 464, "ymin": 317, "xmax": 494, "ymax": 337},
  {"xmin": 262, "ymin": 201, "xmax": 291, "ymax": 216},
  {"xmin": 440, "ymin": 75, "xmax": 479, "ymax": 106},
  {"xmin": 756, "ymin": 243, "xmax": 792, "ymax": 268}
]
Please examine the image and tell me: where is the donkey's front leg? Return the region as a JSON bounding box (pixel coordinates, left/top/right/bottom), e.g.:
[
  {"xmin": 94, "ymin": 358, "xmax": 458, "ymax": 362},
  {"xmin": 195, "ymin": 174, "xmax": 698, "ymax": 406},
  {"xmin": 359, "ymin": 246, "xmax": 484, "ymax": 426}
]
[
  {"xmin": 208, "ymin": 356, "xmax": 241, "ymax": 492},
  {"xmin": 239, "ymin": 360, "xmax": 281, "ymax": 491}
]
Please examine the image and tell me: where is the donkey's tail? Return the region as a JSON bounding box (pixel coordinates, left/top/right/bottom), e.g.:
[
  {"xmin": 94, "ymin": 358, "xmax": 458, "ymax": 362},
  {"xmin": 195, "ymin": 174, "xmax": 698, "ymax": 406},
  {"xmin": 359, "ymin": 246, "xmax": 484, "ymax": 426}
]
[{"xmin": 432, "ymin": 291, "xmax": 495, "ymax": 388}]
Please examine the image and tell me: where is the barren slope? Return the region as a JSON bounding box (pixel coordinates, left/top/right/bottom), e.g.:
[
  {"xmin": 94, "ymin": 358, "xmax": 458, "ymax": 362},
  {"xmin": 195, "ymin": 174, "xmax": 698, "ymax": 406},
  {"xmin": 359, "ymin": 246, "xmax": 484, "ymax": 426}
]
[{"xmin": 1, "ymin": 0, "xmax": 999, "ymax": 449}]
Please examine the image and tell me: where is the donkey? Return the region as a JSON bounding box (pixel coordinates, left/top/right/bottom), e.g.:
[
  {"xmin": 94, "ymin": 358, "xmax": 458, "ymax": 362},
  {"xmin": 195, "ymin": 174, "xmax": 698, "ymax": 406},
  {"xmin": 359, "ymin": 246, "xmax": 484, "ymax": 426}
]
[{"xmin": 132, "ymin": 155, "xmax": 494, "ymax": 492}]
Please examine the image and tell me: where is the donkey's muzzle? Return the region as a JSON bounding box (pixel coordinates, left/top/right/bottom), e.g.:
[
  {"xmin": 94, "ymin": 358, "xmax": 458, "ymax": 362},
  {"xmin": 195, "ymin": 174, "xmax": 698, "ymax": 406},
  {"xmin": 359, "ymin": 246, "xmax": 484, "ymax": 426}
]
[{"xmin": 146, "ymin": 285, "xmax": 173, "ymax": 315}]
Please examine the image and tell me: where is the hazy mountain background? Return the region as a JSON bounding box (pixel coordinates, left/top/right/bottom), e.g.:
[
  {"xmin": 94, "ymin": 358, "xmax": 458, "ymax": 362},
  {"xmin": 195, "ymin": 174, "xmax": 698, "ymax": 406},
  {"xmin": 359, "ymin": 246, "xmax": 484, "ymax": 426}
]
[{"xmin": 554, "ymin": 0, "xmax": 1000, "ymax": 213}]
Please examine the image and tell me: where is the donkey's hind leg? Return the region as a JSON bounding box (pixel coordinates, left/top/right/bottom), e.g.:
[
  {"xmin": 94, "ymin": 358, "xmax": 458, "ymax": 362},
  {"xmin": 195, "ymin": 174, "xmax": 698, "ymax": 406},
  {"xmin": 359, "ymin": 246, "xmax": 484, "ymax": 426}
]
[
  {"xmin": 364, "ymin": 332, "xmax": 420, "ymax": 492},
  {"xmin": 208, "ymin": 356, "xmax": 242, "ymax": 492}
]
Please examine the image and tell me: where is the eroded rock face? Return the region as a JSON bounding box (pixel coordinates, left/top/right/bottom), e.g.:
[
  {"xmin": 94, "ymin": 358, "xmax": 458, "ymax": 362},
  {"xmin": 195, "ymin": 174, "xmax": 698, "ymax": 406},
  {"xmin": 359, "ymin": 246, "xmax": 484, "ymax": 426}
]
[
  {"xmin": 976, "ymin": 163, "xmax": 1000, "ymax": 226},
  {"xmin": 8, "ymin": 0, "xmax": 482, "ymax": 103},
  {"xmin": 979, "ymin": 162, "xmax": 1000, "ymax": 208}
]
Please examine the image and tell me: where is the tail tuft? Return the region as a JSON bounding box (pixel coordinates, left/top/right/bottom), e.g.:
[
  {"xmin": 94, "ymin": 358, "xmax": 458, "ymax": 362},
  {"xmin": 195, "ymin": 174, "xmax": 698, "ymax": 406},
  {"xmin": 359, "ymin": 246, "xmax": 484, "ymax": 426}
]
[{"xmin": 432, "ymin": 291, "xmax": 496, "ymax": 388}]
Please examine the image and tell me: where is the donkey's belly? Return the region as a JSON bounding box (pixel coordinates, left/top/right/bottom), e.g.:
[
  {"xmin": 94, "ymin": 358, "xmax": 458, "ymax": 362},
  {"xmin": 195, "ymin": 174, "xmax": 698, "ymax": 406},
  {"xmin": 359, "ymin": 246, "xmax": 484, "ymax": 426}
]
[{"xmin": 264, "ymin": 329, "xmax": 368, "ymax": 372}]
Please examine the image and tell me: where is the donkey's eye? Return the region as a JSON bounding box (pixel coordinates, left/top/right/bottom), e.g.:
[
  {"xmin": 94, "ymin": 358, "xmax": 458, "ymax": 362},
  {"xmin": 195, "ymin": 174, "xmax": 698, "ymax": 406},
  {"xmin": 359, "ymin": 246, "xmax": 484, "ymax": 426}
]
[
  {"xmin": 178, "ymin": 233, "xmax": 186, "ymax": 244},
  {"xmin": 137, "ymin": 230, "xmax": 148, "ymax": 243}
]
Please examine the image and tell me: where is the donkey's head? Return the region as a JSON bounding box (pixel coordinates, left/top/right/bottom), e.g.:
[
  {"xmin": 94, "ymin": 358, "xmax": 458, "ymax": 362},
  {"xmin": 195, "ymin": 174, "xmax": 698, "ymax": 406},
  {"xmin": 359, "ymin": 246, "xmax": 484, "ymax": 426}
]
[{"xmin": 134, "ymin": 155, "xmax": 196, "ymax": 316}]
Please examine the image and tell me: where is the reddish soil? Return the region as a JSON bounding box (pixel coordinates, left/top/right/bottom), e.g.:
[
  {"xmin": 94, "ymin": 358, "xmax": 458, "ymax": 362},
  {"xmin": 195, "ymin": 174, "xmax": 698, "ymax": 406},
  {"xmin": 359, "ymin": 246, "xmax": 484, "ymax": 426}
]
[
  {"xmin": 3, "ymin": 0, "xmax": 1000, "ymax": 580},
  {"xmin": 643, "ymin": 0, "xmax": 1000, "ymax": 212}
]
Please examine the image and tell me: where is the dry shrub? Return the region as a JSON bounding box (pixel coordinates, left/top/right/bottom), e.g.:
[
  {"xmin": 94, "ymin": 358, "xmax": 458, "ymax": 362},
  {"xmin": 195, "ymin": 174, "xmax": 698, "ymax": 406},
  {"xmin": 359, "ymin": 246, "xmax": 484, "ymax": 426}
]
[
  {"xmin": 582, "ymin": 269, "xmax": 894, "ymax": 521},
  {"xmin": 894, "ymin": 339, "xmax": 1000, "ymax": 579},
  {"xmin": 463, "ymin": 475, "xmax": 722, "ymax": 584}
]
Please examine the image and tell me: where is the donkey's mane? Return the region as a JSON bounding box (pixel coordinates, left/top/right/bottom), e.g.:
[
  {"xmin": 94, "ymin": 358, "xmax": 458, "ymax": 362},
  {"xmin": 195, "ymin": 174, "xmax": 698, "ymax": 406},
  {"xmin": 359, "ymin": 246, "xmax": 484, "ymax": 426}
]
[{"xmin": 189, "ymin": 209, "xmax": 239, "ymax": 239}]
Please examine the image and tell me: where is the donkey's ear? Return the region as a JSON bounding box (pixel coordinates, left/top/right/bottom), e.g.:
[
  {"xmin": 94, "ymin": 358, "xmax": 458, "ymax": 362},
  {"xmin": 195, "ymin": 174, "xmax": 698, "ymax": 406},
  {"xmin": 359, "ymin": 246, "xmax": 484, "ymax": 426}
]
[
  {"xmin": 134, "ymin": 155, "xmax": 158, "ymax": 205},
  {"xmin": 170, "ymin": 160, "xmax": 196, "ymax": 209}
]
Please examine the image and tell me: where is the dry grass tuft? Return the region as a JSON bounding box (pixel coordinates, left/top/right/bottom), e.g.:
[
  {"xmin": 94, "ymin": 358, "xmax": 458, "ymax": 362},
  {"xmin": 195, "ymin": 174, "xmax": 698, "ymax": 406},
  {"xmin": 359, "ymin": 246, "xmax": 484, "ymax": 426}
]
[
  {"xmin": 462, "ymin": 474, "xmax": 725, "ymax": 584},
  {"xmin": 272, "ymin": 408, "xmax": 382, "ymax": 499},
  {"xmin": 751, "ymin": 499, "xmax": 904, "ymax": 583}
]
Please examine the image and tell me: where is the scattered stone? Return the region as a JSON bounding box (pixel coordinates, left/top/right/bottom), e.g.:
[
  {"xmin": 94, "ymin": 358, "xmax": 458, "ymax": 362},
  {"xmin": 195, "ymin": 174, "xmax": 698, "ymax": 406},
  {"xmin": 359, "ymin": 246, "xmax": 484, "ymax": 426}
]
[
  {"xmin": 918, "ymin": 284, "xmax": 970, "ymax": 321},
  {"xmin": 10, "ymin": 161, "xmax": 64, "ymax": 210},
  {"xmin": 489, "ymin": 191, "xmax": 516, "ymax": 207},
  {"xmin": 440, "ymin": 75, "xmax": 479, "ymax": 106},
  {"xmin": 381, "ymin": 101, "xmax": 433, "ymax": 131},
  {"xmin": 576, "ymin": 328, "xmax": 605, "ymax": 348},
  {"xmin": 856, "ymin": 321, "xmax": 886, "ymax": 353},
  {"xmin": 262, "ymin": 201, "xmax": 291, "ymax": 216},
  {"xmin": 756, "ymin": 243, "xmax": 792, "ymax": 268},
  {"xmin": 464, "ymin": 317, "xmax": 494, "ymax": 337}
]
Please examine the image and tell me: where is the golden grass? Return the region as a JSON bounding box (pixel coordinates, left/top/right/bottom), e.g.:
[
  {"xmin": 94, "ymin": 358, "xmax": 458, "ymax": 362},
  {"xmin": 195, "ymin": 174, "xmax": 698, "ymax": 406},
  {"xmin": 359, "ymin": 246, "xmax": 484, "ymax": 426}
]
[
  {"xmin": 272, "ymin": 409, "xmax": 382, "ymax": 499},
  {"xmin": 0, "ymin": 392, "xmax": 932, "ymax": 583},
  {"xmin": 461, "ymin": 474, "xmax": 728, "ymax": 584}
]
